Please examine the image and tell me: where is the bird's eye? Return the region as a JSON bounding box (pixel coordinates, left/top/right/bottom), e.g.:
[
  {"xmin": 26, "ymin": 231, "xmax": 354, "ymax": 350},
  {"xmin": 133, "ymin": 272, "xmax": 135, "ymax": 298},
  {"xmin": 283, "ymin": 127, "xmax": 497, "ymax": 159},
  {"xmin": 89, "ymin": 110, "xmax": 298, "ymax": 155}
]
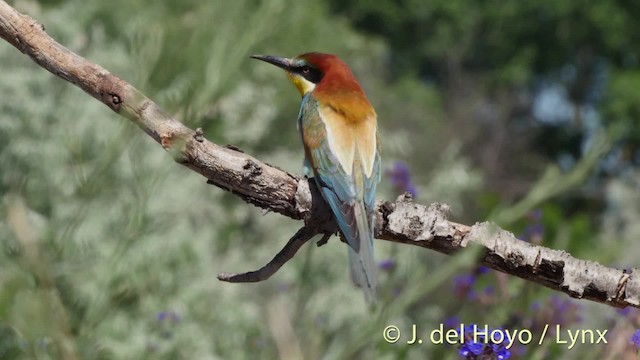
[{"xmin": 298, "ymin": 64, "xmax": 323, "ymax": 84}]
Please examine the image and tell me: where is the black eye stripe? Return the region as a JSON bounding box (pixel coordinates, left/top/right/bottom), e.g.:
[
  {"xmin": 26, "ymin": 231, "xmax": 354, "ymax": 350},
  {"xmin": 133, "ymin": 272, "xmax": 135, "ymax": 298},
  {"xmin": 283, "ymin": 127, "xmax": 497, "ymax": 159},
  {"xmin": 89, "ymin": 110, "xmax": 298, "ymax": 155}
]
[{"xmin": 295, "ymin": 65, "xmax": 323, "ymax": 84}]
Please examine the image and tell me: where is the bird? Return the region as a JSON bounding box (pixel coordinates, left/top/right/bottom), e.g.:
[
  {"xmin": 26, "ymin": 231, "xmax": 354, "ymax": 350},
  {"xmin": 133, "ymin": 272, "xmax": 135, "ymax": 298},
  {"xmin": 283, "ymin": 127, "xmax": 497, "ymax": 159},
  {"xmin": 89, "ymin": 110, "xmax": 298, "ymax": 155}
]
[{"xmin": 251, "ymin": 52, "xmax": 380, "ymax": 301}]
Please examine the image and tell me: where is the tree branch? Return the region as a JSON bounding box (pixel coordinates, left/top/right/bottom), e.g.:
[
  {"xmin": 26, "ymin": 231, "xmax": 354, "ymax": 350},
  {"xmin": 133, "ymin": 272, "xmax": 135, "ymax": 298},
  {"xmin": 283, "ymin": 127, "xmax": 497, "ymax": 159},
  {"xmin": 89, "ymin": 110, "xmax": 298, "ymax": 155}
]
[{"xmin": 1, "ymin": 1, "xmax": 638, "ymax": 309}]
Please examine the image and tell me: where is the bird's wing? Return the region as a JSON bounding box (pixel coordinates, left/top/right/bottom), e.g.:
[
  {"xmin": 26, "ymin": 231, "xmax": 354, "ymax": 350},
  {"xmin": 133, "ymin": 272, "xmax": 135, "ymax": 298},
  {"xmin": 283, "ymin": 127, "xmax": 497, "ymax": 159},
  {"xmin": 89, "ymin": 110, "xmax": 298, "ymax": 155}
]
[{"xmin": 299, "ymin": 95, "xmax": 379, "ymax": 296}]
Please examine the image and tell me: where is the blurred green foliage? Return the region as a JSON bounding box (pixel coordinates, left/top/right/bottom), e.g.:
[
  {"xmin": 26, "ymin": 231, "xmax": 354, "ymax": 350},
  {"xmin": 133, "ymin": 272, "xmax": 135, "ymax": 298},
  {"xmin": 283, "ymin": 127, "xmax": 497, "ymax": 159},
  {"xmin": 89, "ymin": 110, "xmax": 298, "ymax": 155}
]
[
  {"xmin": 330, "ymin": 0, "xmax": 640, "ymax": 209},
  {"xmin": 1, "ymin": 0, "xmax": 640, "ymax": 359}
]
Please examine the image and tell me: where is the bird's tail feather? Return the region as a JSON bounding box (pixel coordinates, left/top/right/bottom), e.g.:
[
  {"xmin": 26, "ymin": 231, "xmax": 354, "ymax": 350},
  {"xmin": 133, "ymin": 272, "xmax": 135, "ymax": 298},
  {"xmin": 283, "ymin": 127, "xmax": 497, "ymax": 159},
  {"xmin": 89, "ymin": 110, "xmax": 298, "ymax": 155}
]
[{"xmin": 348, "ymin": 202, "xmax": 377, "ymax": 302}]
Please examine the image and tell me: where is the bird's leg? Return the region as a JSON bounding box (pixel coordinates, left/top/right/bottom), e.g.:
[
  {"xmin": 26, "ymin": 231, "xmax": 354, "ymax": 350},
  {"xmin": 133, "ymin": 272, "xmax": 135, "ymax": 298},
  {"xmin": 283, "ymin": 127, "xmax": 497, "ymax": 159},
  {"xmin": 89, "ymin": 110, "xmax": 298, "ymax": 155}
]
[
  {"xmin": 337, "ymin": 232, "xmax": 348, "ymax": 244},
  {"xmin": 217, "ymin": 226, "xmax": 317, "ymax": 283}
]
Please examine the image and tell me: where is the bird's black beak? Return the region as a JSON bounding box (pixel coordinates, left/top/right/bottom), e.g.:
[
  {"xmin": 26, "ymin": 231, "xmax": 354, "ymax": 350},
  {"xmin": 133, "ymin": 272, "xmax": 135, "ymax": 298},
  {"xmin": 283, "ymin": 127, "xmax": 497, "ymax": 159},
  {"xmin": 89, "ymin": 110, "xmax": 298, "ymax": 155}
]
[{"xmin": 250, "ymin": 55, "xmax": 292, "ymax": 71}]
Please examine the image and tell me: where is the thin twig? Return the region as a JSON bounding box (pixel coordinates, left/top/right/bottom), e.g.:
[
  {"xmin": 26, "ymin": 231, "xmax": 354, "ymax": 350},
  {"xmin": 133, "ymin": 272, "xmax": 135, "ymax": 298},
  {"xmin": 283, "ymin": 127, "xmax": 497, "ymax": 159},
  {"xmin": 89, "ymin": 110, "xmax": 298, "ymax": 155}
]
[
  {"xmin": 217, "ymin": 226, "xmax": 317, "ymax": 282},
  {"xmin": 316, "ymin": 233, "xmax": 332, "ymax": 247}
]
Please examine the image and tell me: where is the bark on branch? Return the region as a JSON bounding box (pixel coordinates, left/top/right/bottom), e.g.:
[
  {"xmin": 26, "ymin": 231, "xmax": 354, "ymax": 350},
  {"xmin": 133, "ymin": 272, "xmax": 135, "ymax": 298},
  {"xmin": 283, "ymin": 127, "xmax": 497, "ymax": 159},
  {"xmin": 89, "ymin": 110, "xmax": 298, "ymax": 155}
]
[{"xmin": 1, "ymin": 1, "xmax": 638, "ymax": 309}]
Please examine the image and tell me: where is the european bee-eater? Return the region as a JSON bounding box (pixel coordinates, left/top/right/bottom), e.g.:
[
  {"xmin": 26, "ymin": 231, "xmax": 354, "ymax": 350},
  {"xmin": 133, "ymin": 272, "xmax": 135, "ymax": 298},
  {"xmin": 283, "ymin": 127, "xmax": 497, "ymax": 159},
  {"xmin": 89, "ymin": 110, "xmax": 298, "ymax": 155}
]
[{"xmin": 251, "ymin": 52, "xmax": 380, "ymax": 301}]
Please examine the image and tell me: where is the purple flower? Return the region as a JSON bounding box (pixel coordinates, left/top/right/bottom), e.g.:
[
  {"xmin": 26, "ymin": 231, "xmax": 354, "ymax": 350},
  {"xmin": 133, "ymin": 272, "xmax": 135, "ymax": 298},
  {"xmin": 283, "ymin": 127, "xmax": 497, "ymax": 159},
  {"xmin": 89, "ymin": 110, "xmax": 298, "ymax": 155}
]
[
  {"xmin": 549, "ymin": 296, "xmax": 582, "ymax": 323},
  {"xmin": 527, "ymin": 209, "xmax": 542, "ymax": 222},
  {"xmin": 388, "ymin": 162, "xmax": 411, "ymax": 184},
  {"xmin": 528, "ymin": 296, "xmax": 582, "ymax": 334},
  {"xmin": 406, "ymin": 184, "xmax": 418, "ymax": 198},
  {"xmin": 156, "ymin": 310, "xmax": 181, "ymax": 324},
  {"xmin": 616, "ymin": 307, "xmax": 633, "ymax": 317},
  {"xmin": 454, "ymin": 274, "xmax": 476, "ymax": 288},
  {"xmin": 453, "ymin": 274, "xmax": 476, "ymax": 299},
  {"xmin": 459, "ymin": 345, "xmax": 472, "ymax": 357},
  {"xmin": 467, "ymin": 341, "xmax": 484, "ymax": 355},
  {"xmin": 522, "ymin": 209, "xmax": 544, "ymax": 242},
  {"xmin": 483, "ymin": 286, "xmax": 495, "ymax": 295},
  {"xmin": 524, "ymin": 223, "xmax": 545, "ymax": 239},
  {"xmin": 453, "ymin": 323, "xmax": 512, "ymax": 359},
  {"xmin": 444, "ymin": 316, "xmax": 460, "ymax": 329},
  {"xmin": 530, "ymin": 301, "xmax": 541, "ymax": 312},
  {"xmin": 631, "ymin": 329, "xmax": 640, "ymax": 347},
  {"xmin": 459, "ymin": 341, "xmax": 483, "ymax": 357},
  {"xmin": 387, "ymin": 161, "xmax": 418, "ymax": 198},
  {"xmin": 156, "ymin": 312, "xmax": 168, "ymax": 322},
  {"xmin": 496, "ymin": 347, "xmax": 511, "ymax": 360},
  {"xmin": 378, "ymin": 258, "xmax": 396, "ymax": 272},
  {"xmin": 452, "ymin": 266, "xmax": 493, "ymax": 300},
  {"xmin": 463, "ymin": 324, "xmax": 479, "ymax": 337}
]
